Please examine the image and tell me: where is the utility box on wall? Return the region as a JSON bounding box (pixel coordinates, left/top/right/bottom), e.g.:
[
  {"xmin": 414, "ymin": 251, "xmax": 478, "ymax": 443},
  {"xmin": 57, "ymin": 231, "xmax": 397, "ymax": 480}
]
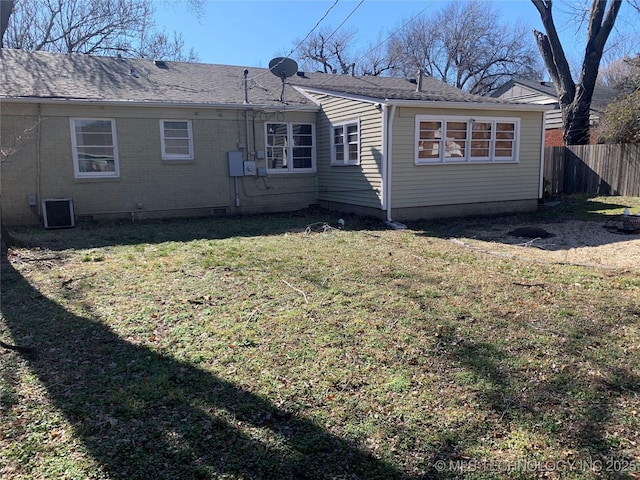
[
  {"xmin": 243, "ymin": 161, "xmax": 256, "ymax": 176},
  {"xmin": 227, "ymin": 152, "xmax": 244, "ymax": 177}
]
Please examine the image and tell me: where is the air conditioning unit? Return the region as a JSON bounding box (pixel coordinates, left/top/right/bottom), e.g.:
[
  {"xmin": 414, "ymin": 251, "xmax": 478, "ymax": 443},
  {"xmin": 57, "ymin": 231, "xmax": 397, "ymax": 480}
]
[{"xmin": 42, "ymin": 198, "xmax": 75, "ymax": 229}]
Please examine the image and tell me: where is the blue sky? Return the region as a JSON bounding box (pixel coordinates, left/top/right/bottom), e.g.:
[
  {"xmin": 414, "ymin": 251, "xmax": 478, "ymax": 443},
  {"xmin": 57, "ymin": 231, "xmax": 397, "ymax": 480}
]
[{"xmin": 153, "ymin": 0, "xmax": 639, "ymax": 69}]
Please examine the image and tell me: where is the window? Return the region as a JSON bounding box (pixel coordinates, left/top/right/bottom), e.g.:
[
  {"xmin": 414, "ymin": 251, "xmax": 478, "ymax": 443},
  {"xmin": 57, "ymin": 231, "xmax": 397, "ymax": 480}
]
[
  {"xmin": 415, "ymin": 116, "xmax": 519, "ymax": 164},
  {"xmin": 265, "ymin": 122, "xmax": 315, "ymax": 173},
  {"xmin": 160, "ymin": 120, "xmax": 194, "ymax": 160},
  {"xmin": 70, "ymin": 118, "xmax": 119, "ymax": 177},
  {"xmin": 331, "ymin": 120, "xmax": 360, "ymax": 166}
]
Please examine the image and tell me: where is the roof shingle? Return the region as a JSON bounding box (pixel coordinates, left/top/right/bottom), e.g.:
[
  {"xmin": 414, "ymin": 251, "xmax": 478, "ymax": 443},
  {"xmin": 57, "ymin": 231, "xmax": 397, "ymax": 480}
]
[{"xmin": 0, "ymin": 49, "xmax": 511, "ymax": 107}]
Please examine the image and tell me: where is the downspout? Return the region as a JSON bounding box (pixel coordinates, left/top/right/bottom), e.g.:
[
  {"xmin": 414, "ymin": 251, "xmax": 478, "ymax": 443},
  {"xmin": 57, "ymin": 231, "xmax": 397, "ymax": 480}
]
[
  {"xmin": 35, "ymin": 104, "xmax": 42, "ymax": 217},
  {"xmin": 382, "ymin": 103, "xmax": 406, "ymax": 229}
]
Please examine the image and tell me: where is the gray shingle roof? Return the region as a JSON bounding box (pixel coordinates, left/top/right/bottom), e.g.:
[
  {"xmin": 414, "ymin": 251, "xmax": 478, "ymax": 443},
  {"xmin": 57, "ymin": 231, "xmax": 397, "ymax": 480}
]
[
  {"xmin": 492, "ymin": 78, "xmax": 617, "ymax": 112},
  {"xmin": 0, "ymin": 49, "xmax": 509, "ymax": 107}
]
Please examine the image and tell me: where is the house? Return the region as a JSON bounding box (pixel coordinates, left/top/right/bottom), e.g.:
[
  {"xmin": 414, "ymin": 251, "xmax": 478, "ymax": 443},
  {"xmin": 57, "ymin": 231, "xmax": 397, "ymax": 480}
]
[
  {"xmin": 491, "ymin": 79, "xmax": 616, "ymax": 146},
  {"xmin": 1, "ymin": 49, "xmax": 550, "ymax": 227}
]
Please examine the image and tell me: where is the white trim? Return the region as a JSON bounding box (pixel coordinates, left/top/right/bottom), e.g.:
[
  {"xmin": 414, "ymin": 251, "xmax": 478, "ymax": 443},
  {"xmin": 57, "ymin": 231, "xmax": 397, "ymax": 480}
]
[
  {"xmin": 384, "ymin": 104, "xmax": 397, "ymax": 222},
  {"xmin": 330, "ymin": 119, "xmax": 360, "ymax": 166},
  {"xmin": 539, "ymin": 112, "xmax": 546, "ymax": 199},
  {"xmin": 264, "ymin": 122, "xmax": 316, "ymax": 174},
  {"xmin": 3, "ymin": 97, "xmax": 320, "ymax": 112},
  {"xmin": 388, "ymin": 99, "xmax": 552, "ymax": 112},
  {"xmin": 293, "ymin": 86, "xmax": 383, "ymax": 105},
  {"xmin": 414, "ymin": 115, "xmax": 520, "ymax": 165},
  {"xmin": 70, "ymin": 117, "xmax": 120, "ymax": 178},
  {"xmin": 293, "ymin": 87, "xmax": 553, "ymax": 112},
  {"xmin": 160, "ymin": 119, "xmax": 194, "ymax": 160}
]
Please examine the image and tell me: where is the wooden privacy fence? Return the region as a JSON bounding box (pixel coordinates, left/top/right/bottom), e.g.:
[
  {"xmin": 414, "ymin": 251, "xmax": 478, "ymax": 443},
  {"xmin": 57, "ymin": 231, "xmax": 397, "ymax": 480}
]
[{"xmin": 544, "ymin": 144, "xmax": 640, "ymax": 197}]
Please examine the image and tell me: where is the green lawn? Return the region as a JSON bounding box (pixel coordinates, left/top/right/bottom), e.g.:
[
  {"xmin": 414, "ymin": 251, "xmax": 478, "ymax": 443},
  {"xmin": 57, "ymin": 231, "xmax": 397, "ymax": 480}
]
[{"xmin": 1, "ymin": 198, "xmax": 639, "ymax": 479}]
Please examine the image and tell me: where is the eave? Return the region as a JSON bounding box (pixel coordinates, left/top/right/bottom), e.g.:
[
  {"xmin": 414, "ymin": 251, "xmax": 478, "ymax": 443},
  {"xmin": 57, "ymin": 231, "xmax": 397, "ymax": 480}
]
[
  {"xmin": 0, "ymin": 96, "xmax": 321, "ymax": 112},
  {"xmin": 294, "ymin": 86, "xmax": 554, "ymax": 112}
]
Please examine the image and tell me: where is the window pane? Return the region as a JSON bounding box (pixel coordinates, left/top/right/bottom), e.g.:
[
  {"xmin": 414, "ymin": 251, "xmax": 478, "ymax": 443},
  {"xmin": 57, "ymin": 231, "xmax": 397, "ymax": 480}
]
[
  {"xmin": 418, "ymin": 121, "xmax": 441, "ymax": 159},
  {"xmin": 470, "ymin": 122, "xmax": 492, "ymax": 158},
  {"xmin": 267, "ymin": 123, "xmax": 288, "ymax": 169},
  {"xmin": 445, "ymin": 121, "xmax": 466, "ymax": 158},
  {"xmin": 75, "ymin": 119, "xmax": 112, "ymax": 134},
  {"xmin": 347, "ymin": 124, "xmax": 358, "ymax": 142},
  {"xmin": 292, "ymin": 124, "xmax": 313, "ymax": 170},
  {"xmin": 333, "ymin": 127, "xmax": 344, "ymax": 162},
  {"xmin": 348, "ymin": 143, "xmax": 358, "ymax": 161},
  {"xmin": 495, "ymin": 123, "xmax": 515, "ymax": 158},
  {"xmin": 73, "ymin": 119, "xmax": 116, "ymax": 174},
  {"xmin": 292, "ymin": 124, "xmax": 312, "ymax": 135}
]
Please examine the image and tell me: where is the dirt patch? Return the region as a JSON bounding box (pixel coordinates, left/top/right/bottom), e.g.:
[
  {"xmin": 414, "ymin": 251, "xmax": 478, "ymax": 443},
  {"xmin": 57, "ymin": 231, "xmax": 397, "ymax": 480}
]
[{"xmin": 454, "ymin": 219, "xmax": 640, "ymax": 270}]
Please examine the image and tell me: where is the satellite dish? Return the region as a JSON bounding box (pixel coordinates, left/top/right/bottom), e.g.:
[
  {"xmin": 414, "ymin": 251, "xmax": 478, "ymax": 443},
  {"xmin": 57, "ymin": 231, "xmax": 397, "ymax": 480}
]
[
  {"xmin": 269, "ymin": 57, "xmax": 298, "ymax": 102},
  {"xmin": 269, "ymin": 57, "xmax": 298, "ymax": 79}
]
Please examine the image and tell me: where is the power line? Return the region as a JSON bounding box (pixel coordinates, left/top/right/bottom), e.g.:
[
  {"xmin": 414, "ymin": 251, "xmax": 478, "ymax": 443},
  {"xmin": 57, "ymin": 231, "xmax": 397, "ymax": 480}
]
[
  {"xmin": 286, "ymin": 0, "xmax": 340, "ymax": 59},
  {"xmin": 297, "ymin": 0, "xmax": 366, "ymax": 72},
  {"xmin": 248, "ymin": 0, "xmax": 340, "ymax": 83},
  {"xmin": 358, "ymin": 2, "xmax": 433, "ymax": 64},
  {"xmin": 322, "ymin": 0, "xmax": 365, "ymax": 45}
]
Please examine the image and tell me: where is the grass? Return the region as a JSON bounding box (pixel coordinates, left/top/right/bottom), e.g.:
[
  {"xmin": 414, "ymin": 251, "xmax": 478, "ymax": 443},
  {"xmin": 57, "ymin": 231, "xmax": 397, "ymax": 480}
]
[{"xmin": 1, "ymin": 198, "xmax": 639, "ymax": 479}]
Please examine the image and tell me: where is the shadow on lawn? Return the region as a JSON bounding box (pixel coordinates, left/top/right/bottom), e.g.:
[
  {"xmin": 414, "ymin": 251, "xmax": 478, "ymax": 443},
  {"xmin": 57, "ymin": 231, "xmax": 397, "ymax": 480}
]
[
  {"xmin": 409, "ymin": 195, "xmax": 639, "ymax": 251},
  {"xmin": 1, "ymin": 260, "xmax": 406, "ymax": 480},
  {"xmin": 433, "ymin": 331, "xmax": 640, "ymax": 479},
  {"xmin": 8, "ymin": 208, "xmax": 387, "ymax": 252}
]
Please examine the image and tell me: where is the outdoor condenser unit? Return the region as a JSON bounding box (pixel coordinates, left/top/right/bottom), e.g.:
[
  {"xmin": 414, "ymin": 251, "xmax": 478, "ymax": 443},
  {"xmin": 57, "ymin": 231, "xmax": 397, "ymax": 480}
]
[{"xmin": 42, "ymin": 198, "xmax": 75, "ymax": 229}]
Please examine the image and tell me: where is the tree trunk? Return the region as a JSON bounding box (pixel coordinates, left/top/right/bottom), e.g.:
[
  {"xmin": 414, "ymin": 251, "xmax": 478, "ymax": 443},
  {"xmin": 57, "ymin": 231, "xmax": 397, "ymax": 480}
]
[
  {"xmin": 0, "ymin": 0, "xmax": 14, "ymax": 48},
  {"xmin": 532, "ymin": 0, "xmax": 622, "ymax": 146}
]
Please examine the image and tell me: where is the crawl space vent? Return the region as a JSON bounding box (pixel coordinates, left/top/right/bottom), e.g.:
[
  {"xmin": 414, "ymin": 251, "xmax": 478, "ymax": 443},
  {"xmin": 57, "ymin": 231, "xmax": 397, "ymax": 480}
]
[{"xmin": 42, "ymin": 198, "xmax": 75, "ymax": 229}]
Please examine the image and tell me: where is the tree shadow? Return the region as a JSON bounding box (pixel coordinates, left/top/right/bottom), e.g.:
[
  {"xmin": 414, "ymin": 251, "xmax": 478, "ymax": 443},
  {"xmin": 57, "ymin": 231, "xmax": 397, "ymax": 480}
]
[
  {"xmin": 409, "ymin": 194, "xmax": 639, "ymax": 251},
  {"xmin": 5, "ymin": 207, "xmax": 388, "ymax": 252},
  {"xmin": 440, "ymin": 326, "xmax": 640, "ymax": 479},
  {"xmin": 1, "ymin": 259, "xmax": 407, "ymax": 479}
]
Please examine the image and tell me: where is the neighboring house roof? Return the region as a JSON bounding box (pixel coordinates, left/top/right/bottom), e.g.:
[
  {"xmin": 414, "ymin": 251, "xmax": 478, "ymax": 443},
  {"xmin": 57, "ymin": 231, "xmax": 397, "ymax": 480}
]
[
  {"xmin": 491, "ymin": 78, "xmax": 616, "ymax": 112},
  {"xmin": 0, "ymin": 49, "xmax": 540, "ymax": 110}
]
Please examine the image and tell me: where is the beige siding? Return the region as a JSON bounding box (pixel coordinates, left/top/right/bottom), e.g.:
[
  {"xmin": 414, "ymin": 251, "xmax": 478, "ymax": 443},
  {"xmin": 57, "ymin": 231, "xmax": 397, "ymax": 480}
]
[
  {"xmin": 1, "ymin": 104, "xmax": 41, "ymax": 225},
  {"xmin": 1, "ymin": 102, "xmax": 317, "ymax": 225},
  {"xmin": 310, "ymin": 94, "xmax": 384, "ymax": 210},
  {"xmin": 390, "ymin": 107, "xmax": 544, "ymax": 210}
]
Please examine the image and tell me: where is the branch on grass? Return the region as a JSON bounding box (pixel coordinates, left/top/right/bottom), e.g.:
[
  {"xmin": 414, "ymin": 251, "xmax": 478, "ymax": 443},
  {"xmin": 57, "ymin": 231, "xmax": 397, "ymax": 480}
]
[
  {"xmin": 515, "ymin": 237, "xmax": 553, "ymax": 249},
  {"xmin": 281, "ymin": 279, "xmax": 309, "ymax": 303}
]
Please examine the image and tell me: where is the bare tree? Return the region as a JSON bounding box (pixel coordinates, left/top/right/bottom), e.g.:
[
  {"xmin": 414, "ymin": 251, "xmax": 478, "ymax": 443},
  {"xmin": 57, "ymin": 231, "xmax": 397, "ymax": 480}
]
[
  {"xmin": 388, "ymin": 1, "xmax": 542, "ymax": 94},
  {"xmin": 296, "ymin": 27, "xmax": 359, "ymax": 74},
  {"xmin": 2, "ymin": 0, "xmax": 201, "ymax": 60},
  {"xmin": 359, "ymin": 34, "xmax": 397, "ymax": 76},
  {"xmin": 0, "ymin": 0, "xmax": 14, "ymax": 47},
  {"xmin": 596, "ymin": 55, "xmax": 640, "ymax": 143},
  {"xmin": 532, "ymin": 0, "xmax": 623, "ymax": 145},
  {"xmin": 598, "ymin": 55, "xmax": 639, "ymax": 88}
]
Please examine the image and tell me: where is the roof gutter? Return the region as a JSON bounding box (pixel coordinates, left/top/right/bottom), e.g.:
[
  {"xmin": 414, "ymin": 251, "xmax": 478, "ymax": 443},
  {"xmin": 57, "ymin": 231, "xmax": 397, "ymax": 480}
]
[
  {"xmin": 0, "ymin": 97, "xmax": 320, "ymax": 112},
  {"xmin": 293, "ymin": 86, "xmax": 554, "ymax": 112},
  {"xmin": 385, "ymin": 99, "xmax": 554, "ymax": 112}
]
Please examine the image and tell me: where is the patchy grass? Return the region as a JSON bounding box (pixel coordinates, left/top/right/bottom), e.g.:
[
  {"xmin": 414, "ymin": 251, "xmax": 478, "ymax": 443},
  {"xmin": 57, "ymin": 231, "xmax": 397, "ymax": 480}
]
[{"xmin": 1, "ymin": 202, "xmax": 639, "ymax": 479}]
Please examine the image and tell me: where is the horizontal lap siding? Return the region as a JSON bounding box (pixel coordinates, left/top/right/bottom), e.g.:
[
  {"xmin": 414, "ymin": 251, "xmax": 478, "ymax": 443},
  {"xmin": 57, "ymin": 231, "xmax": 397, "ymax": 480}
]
[
  {"xmin": 312, "ymin": 94, "xmax": 384, "ymax": 209},
  {"xmin": 391, "ymin": 107, "xmax": 543, "ymax": 208}
]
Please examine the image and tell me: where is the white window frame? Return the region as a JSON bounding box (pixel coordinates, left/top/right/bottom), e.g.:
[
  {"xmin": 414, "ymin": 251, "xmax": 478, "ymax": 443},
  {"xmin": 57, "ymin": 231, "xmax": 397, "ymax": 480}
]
[
  {"xmin": 415, "ymin": 115, "xmax": 519, "ymax": 165},
  {"xmin": 160, "ymin": 119, "xmax": 194, "ymax": 160},
  {"xmin": 70, "ymin": 118, "xmax": 120, "ymax": 178},
  {"xmin": 331, "ymin": 120, "xmax": 360, "ymax": 166},
  {"xmin": 265, "ymin": 122, "xmax": 316, "ymax": 174}
]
